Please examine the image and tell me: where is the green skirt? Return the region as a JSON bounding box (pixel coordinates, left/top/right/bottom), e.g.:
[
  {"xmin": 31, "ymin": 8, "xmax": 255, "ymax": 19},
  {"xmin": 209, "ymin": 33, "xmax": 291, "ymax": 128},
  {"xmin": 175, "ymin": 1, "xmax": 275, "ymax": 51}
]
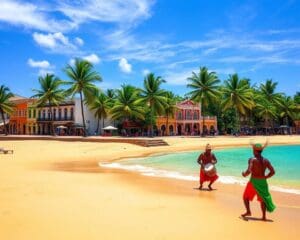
[{"xmin": 250, "ymin": 178, "xmax": 276, "ymax": 212}]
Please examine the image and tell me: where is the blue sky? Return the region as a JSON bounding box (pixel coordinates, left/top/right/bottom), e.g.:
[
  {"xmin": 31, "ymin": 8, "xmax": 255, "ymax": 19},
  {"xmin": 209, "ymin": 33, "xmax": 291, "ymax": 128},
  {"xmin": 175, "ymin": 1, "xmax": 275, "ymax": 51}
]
[{"xmin": 0, "ymin": 0, "xmax": 300, "ymax": 97}]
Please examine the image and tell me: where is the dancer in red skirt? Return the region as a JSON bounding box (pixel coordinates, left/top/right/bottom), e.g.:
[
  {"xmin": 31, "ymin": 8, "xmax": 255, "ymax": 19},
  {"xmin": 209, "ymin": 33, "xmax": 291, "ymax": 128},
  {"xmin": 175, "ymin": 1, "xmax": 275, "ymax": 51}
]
[{"xmin": 197, "ymin": 144, "xmax": 218, "ymax": 190}]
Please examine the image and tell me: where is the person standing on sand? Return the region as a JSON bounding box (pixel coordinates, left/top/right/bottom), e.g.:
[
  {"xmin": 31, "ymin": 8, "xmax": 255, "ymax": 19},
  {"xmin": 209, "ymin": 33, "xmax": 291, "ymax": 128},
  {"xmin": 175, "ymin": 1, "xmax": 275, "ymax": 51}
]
[
  {"xmin": 241, "ymin": 142, "xmax": 276, "ymax": 221},
  {"xmin": 197, "ymin": 144, "xmax": 218, "ymax": 190}
]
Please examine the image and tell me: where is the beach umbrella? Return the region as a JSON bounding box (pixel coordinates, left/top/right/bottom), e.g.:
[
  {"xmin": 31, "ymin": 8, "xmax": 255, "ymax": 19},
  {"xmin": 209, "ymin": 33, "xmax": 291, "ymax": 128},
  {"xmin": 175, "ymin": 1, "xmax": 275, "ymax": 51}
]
[
  {"xmin": 102, "ymin": 125, "xmax": 118, "ymax": 130},
  {"xmin": 57, "ymin": 125, "xmax": 67, "ymax": 129}
]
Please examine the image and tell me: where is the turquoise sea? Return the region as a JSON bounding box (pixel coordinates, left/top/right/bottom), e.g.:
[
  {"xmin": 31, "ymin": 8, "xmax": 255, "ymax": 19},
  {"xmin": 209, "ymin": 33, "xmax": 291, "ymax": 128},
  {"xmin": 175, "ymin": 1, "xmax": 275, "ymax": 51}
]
[{"xmin": 100, "ymin": 145, "xmax": 300, "ymax": 194}]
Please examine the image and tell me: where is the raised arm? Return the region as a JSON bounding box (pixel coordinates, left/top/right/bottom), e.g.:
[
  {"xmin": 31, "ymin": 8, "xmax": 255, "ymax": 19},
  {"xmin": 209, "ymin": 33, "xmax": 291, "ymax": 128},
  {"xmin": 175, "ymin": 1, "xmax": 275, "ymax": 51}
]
[{"xmin": 242, "ymin": 158, "xmax": 252, "ymax": 177}]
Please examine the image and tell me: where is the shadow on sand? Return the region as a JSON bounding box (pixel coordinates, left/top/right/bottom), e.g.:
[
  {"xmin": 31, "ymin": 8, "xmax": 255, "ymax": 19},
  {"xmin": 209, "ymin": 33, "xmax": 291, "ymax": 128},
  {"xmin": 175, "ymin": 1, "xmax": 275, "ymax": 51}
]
[
  {"xmin": 239, "ymin": 216, "xmax": 273, "ymax": 222},
  {"xmin": 193, "ymin": 187, "xmax": 217, "ymax": 191}
]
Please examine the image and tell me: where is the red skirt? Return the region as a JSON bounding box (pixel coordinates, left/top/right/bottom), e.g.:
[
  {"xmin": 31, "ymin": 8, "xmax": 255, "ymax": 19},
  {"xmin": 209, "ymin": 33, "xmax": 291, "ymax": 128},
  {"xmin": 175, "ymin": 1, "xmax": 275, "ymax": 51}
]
[
  {"xmin": 243, "ymin": 181, "xmax": 262, "ymax": 202},
  {"xmin": 200, "ymin": 169, "xmax": 218, "ymax": 183}
]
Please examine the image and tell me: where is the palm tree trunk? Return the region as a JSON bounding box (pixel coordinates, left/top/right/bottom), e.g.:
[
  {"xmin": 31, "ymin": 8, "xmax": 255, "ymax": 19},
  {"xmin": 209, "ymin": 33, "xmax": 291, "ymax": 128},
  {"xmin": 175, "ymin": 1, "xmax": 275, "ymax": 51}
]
[
  {"xmin": 49, "ymin": 101, "xmax": 55, "ymax": 136},
  {"xmin": 1, "ymin": 109, "xmax": 7, "ymax": 135},
  {"xmin": 166, "ymin": 115, "xmax": 169, "ymax": 136},
  {"xmin": 79, "ymin": 91, "xmax": 87, "ymax": 137},
  {"xmin": 236, "ymin": 108, "xmax": 240, "ymax": 134},
  {"xmin": 150, "ymin": 104, "xmax": 154, "ymax": 137},
  {"xmin": 96, "ymin": 118, "xmax": 100, "ymax": 135}
]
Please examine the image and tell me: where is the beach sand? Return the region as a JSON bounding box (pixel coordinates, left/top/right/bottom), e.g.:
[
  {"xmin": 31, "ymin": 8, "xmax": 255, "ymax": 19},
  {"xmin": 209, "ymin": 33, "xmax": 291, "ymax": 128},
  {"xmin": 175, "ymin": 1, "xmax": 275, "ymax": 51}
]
[{"xmin": 0, "ymin": 135, "xmax": 299, "ymax": 240}]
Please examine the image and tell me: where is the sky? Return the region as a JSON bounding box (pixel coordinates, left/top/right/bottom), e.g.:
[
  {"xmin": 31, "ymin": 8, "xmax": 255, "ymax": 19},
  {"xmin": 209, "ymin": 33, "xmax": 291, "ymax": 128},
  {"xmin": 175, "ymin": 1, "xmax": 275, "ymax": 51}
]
[{"xmin": 0, "ymin": 0, "xmax": 300, "ymax": 97}]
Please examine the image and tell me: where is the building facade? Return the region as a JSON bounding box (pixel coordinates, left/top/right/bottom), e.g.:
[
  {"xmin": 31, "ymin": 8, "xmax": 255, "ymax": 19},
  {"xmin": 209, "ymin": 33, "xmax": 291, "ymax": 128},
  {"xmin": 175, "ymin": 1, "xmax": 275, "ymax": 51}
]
[
  {"xmin": 8, "ymin": 96, "xmax": 34, "ymax": 135},
  {"xmin": 156, "ymin": 100, "xmax": 217, "ymax": 136},
  {"xmin": 8, "ymin": 97, "xmax": 113, "ymax": 136}
]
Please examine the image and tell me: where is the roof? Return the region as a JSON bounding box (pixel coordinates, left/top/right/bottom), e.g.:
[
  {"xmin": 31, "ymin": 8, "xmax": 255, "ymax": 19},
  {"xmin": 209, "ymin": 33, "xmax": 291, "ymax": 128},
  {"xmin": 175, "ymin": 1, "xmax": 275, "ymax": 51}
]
[{"xmin": 9, "ymin": 94, "xmax": 29, "ymax": 102}]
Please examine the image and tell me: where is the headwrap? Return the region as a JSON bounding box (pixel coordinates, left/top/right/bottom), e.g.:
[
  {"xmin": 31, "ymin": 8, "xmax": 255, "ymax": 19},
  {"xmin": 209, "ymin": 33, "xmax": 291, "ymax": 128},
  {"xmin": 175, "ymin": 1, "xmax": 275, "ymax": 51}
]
[
  {"xmin": 253, "ymin": 143, "xmax": 264, "ymax": 151},
  {"xmin": 206, "ymin": 143, "xmax": 212, "ymax": 150}
]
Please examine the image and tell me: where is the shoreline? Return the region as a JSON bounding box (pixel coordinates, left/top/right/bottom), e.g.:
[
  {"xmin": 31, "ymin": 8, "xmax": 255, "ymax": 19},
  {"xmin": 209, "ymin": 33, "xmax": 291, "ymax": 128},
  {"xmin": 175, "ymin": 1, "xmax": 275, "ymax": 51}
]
[{"xmin": 1, "ymin": 136, "xmax": 300, "ymax": 239}]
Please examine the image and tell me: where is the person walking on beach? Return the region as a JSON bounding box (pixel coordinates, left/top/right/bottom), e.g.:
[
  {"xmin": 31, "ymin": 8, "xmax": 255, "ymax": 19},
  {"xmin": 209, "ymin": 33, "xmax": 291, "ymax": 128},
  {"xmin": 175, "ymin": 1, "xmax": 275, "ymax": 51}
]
[
  {"xmin": 241, "ymin": 142, "xmax": 276, "ymax": 221},
  {"xmin": 197, "ymin": 144, "xmax": 218, "ymax": 190}
]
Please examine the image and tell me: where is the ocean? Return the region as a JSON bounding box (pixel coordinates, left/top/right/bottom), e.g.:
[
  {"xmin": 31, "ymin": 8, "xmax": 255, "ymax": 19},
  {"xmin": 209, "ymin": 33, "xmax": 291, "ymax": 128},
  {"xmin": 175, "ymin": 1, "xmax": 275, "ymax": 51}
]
[{"xmin": 100, "ymin": 145, "xmax": 300, "ymax": 195}]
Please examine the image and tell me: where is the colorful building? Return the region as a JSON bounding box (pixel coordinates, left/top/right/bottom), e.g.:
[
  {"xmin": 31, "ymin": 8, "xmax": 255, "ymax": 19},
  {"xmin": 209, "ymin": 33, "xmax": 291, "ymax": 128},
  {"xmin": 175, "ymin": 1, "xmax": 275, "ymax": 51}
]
[
  {"xmin": 156, "ymin": 100, "xmax": 217, "ymax": 136},
  {"xmin": 8, "ymin": 95, "xmax": 33, "ymax": 135},
  {"xmin": 27, "ymin": 101, "xmax": 38, "ymax": 134},
  {"xmin": 36, "ymin": 100, "xmax": 75, "ymax": 135},
  {"xmin": 8, "ymin": 96, "xmax": 113, "ymax": 136}
]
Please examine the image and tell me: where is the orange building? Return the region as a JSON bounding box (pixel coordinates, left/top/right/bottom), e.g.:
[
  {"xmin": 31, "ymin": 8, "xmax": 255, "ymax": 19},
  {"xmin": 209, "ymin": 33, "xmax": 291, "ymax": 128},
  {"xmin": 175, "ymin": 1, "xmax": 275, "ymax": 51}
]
[
  {"xmin": 156, "ymin": 100, "xmax": 217, "ymax": 136},
  {"xmin": 8, "ymin": 95, "xmax": 34, "ymax": 135}
]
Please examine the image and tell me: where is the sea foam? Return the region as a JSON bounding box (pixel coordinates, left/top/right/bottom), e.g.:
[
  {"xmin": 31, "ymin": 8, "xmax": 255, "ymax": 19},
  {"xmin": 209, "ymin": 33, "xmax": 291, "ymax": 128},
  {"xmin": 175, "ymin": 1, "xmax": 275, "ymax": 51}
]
[{"xmin": 99, "ymin": 162, "xmax": 300, "ymax": 195}]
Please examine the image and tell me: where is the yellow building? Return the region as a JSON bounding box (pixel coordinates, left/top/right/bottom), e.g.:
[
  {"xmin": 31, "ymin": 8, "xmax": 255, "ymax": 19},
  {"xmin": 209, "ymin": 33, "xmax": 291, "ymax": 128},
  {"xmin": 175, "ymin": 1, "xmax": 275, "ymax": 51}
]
[
  {"xmin": 156, "ymin": 100, "xmax": 217, "ymax": 136},
  {"xmin": 27, "ymin": 101, "xmax": 38, "ymax": 135}
]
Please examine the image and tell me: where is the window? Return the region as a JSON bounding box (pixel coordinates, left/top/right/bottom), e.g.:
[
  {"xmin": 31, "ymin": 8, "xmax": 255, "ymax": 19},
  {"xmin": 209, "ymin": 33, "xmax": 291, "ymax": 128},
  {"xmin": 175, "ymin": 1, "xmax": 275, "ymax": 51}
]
[
  {"xmin": 70, "ymin": 108, "xmax": 74, "ymax": 120},
  {"xmin": 64, "ymin": 108, "xmax": 68, "ymax": 120},
  {"xmin": 42, "ymin": 110, "xmax": 46, "ymax": 119},
  {"xmin": 193, "ymin": 111, "xmax": 198, "ymax": 120},
  {"xmin": 29, "ymin": 109, "xmax": 32, "ymax": 118},
  {"xmin": 58, "ymin": 109, "xmax": 62, "ymax": 120},
  {"xmin": 187, "ymin": 111, "xmax": 191, "ymax": 120},
  {"xmin": 53, "ymin": 109, "xmax": 56, "ymax": 120},
  {"xmin": 33, "ymin": 109, "xmax": 36, "ymax": 118}
]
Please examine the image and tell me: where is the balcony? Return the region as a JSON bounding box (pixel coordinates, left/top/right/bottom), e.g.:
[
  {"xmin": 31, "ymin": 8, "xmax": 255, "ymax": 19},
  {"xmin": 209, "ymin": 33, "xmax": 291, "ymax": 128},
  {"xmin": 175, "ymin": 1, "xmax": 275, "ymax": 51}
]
[{"xmin": 37, "ymin": 117, "xmax": 74, "ymax": 122}]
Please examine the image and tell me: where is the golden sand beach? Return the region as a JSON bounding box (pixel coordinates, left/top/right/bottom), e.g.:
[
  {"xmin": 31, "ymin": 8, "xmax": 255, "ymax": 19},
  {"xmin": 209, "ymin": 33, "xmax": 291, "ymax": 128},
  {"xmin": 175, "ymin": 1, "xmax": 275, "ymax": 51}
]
[{"xmin": 0, "ymin": 135, "xmax": 299, "ymax": 240}]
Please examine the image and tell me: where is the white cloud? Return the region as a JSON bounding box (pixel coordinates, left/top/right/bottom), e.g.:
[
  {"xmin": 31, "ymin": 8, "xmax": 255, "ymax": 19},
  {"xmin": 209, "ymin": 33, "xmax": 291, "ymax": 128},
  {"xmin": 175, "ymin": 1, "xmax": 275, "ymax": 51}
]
[
  {"xmin": 0, "ymin": 0, "xmax": 154, "ymax": 34},
  {"xmin": 58, "ymin": 0, "xmax": 154, "ymax": 25},
  {"xmin": 33, "ymin": 32, "xmax": 77, "ymax": 53},
  {"xmin": 75, "ymin": 37, "xmax": 84, "ymax": 46},
  {"xmin": 118, "ymin": 58, "xmax": 132, "ymax": 73},
  {"xmin": 38, "ymin": 68, "xmax": 54, "ymax": 77},
  {"xmin": 83, "ymin": 54, "xmax": 101, "ymax": 64},
  {"xmin": 164, "ymin": 69, "xmax": 196, "ymax": 85},
  {"xmin": 164, "ymin": 67, "xmax": 235, "ymax": 86},
  {"xmin": 27, "ymin": 58, "xmax": 54, "ymax": 76},
  {"xmin": 142, "ymin": 69, "xmax": 150, "ymax": 76},
  {"xmin": 0, "ymin": 0, "xmax": 75, "ymax": 32},
  {"xmin": 27, "ymin": 58, "xmax": 50, "ymax": 68}
]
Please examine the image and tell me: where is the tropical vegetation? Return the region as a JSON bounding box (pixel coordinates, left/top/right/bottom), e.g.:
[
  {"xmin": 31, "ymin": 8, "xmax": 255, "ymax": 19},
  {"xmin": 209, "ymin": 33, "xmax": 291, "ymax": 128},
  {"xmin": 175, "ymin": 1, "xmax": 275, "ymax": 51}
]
[
  {"xmin": 64, "ymin": 59, "xmax": 102, "ymax": 136},
  {"xmin": 2, "ymin": 60, "xmax": 300, "ymax": 137},
  {"xmin": 31, "ymin": 74, "xmax": 65, "ymax": 135},
  {"xmin": 0, "ymin": 85, "xmax": 14, "ymax": 135}
]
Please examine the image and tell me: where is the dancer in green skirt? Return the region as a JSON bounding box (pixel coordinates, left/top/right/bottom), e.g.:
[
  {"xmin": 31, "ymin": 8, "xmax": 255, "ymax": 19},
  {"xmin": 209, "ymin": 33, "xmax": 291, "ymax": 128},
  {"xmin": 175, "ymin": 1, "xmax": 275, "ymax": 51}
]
[{"xmin": 241, "ymin": 142, "xmax": 276, "ymax": 221}]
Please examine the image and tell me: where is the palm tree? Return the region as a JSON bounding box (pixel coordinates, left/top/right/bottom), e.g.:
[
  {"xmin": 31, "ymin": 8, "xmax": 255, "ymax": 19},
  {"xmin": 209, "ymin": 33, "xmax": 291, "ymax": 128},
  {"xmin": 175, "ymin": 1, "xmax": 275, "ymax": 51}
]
[
  {"xmin": 106, "ymin": 89, "xmax": 116, "ymax": 101},
  {"xmin": 64, "ymin": 59, "xmax": 102, "ymax": 136},
  {"xmin": 294, "ymin": 92, "xmax": 300, "ymax": 105},
  {"xmin": 141, "ymin": 73, "xmax": 167, "ymax": 137},
  {"xmin": 32, "ymin": 74, "xmax": 65, "ymax": 135},
  {"xmin": 164, "ymin": 91, "xmax": 177, "ymax": 136},
  {"xmin": 255, "ymin": 99, "xmax": 277, "ymax": 133},
  {"xmin": 110, "ymin": 85, "xmax": 145, "ymax": 121},
  {"xmin": 89, "ymin": 90, "xmax": 110, "ymax": 134},
  {"xmin": 277, "ymin": 95, "xmax": 297, "ymax": 126},
  {"xmin": 0, "ymin": 85, "xmax": 14, "ymax": 135},
  {"xmin": 259, "ymin": 79, "xmax": 282, "ymax": 104},
  {"xmin": 187, "ymin": 67, "xmax": 220, "ymax": 136},
  {"xmin": 221, "ymin": 74, "xmax": 254, "ymax": 132}
]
